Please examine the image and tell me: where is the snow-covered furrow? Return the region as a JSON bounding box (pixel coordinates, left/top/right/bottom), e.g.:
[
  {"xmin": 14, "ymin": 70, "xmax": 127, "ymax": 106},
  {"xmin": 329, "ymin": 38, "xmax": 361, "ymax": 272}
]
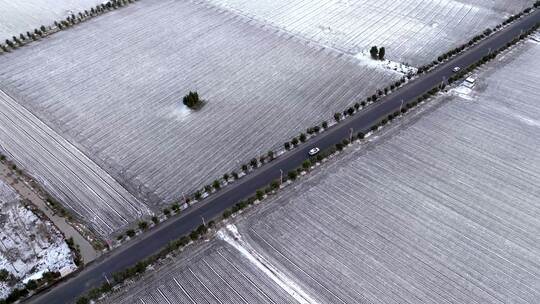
[
  {"xmin": 0, "ymin": 0, "xmax": 104, "ymax": 41},
  {"xmin": 102, "ymin": 40, "xmax": 540, "ymax": 304},
  {"xmin": 218, "ymin": 225, "xmax": 320, "ymax": 304},
  {"xmin": 0, "ymin": 90, "xmax": 151, "ymax": 237},
  {"xmin": 188, "ymin": 260, "xmax": 241, "ymax": 303},
  {"xmin": 157, "ymin": 281, "xmax": 190, "ymax": 304},
  {"xmin": 199, "ymin": 258, "xmax": 251, "ymax": 304},
  {"xmin": 214, "ymin": 249, "xmax": 291, "ymax": 303},
  {"xmin": 232, "ymin": 40, "xmax": 540, "ymax": 304},
  {"xmin": 0, "ymin": 0, "xmax": 399, "ymax": 208},
  {"xmin": 204, "ymin": 0, "xmax": 531, "ymax": 66},
  {"xmin": 178, "ymin": 267, "xmax": 218, "ymax": 304}
]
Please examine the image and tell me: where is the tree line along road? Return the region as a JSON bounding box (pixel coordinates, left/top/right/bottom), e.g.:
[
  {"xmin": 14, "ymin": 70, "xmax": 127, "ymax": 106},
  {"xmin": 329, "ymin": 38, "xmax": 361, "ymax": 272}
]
[{"xmin": 27, "ymin": 8, "xmax": 540, "ymax": 304}]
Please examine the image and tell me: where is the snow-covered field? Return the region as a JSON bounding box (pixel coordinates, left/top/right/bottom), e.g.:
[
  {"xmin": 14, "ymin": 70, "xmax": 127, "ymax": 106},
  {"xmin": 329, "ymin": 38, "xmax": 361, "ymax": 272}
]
[
  {"xmin": 102, "ymin": 40, "xmax": 540, "ymax": 303},
  {"xmin": 0, "ymin": 0, "xmax": 103, "ymax": 42},
  {"xmin": 106, "ymin": 240, "xmax": 301, "ymax": 304},
  {"xmin": 205, "ymin": 0, "xmax": 531, "ymax": 66},
  {"xmin": 0, "ymin": 90, "xmax": 151, "ymax": 237},
  {"xmin": 0, "ymin": 0, "xmax": 401, "ymax": 209},
  {"xmin": 0, "ymin": 179, "xmax": 76, "ymax": 300}
]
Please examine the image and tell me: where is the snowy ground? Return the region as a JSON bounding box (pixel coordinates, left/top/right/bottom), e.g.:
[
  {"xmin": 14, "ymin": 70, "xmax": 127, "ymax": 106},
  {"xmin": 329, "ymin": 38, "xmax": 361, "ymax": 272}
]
[
  {"xmin": 0, "ymin": 0, "xmax": 401, "ymax": 212},
  {"xmin": 204, "ymin": 0, "xmax": 531, "ymax": 66},
  {"xmin": 0, "ymin": 0, "xmax": 532, "ymax": 236},
  {"xmin": 0, "ymin": 90, "xmax": 151, "ymax": 237},
  {"xmin": 0, "ymin": 179, "xmax": 76, "ymax": 300},
  {"xmin": 0, "ymin": 0, "xmax": 103, "ymax": 42},
  {"xmin": 102, "ymin": 39, "xmax": 540, "ymax": 304}
]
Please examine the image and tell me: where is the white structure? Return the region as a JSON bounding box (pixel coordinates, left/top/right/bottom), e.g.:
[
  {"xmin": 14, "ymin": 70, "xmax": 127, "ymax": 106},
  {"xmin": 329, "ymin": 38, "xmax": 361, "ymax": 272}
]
[{"xmin": 464, "ymin": 76, "xmax": 476, "ymax": 88}]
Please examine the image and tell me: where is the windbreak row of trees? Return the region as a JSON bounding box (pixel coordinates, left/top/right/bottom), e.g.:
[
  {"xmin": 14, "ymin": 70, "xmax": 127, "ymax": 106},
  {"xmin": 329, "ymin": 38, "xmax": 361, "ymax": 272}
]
[
  {"xmin": 0, "ymin": 2, "xmax": 141, "ymax": 304},
  {"xmin": 417, "ymin": 3, "xmax": 538, "ymax": 74},
  {"xmin": 5, "ymin": 2, "xmax": 537, "ymax": 303},
  {"xmin": 0, "ymin": 0, "xmax": 137, "ymax": 54},
  {"xmin": 73, "ymin": 12, "xmax": 540, "ymax": 304}
]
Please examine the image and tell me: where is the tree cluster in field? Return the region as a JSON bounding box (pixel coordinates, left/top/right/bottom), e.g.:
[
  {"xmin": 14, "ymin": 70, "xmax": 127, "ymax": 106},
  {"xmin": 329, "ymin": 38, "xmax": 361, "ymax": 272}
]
[
  {"xmin": 74, "ymin": 22, "xmax": 540, "ymax": 302},
  {"xmin": 0, "ymin": 271, "xmax": 60, "ymax": 304},
  {"xmin": 0, "ymin": 0, "xmax": 138, "ymax": 54},
  {"xmin": 370, "ymin": 46, "xmax": 385, "ymax": 60},
  {"xmin": 77, "ymin": 0, "xmax": 540, "ymax": 275},
  {"xmin": 223, "ymin": 18, "xmax": 540, "ymax": 234},
  {"xmin": 182, "ymin": 91, "xmax": 202, "ymax": 109},
  {"xmin": 417, "ymin": 4, "xmax": 538, "ymax": 75},
  {"xmin": 0, "ymin": 269, "xmax": 14, "ymax": 283}
]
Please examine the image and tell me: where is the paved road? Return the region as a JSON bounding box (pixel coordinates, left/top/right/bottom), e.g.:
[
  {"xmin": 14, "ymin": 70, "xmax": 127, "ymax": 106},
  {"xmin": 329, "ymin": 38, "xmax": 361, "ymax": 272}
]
[{"xmin": 28, "ymin": 9, "xmax": 540, "ymax": 304}]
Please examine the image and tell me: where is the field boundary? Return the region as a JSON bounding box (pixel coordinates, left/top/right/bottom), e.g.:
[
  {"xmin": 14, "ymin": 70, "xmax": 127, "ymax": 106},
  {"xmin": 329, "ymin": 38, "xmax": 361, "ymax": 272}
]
[
  {"xmin": 0, "ymin": 0, "xmax": 137, "ymax": 55},
  {"xmin": 71, "ymin": 18, "xmax": 540, "ymax": 304}
]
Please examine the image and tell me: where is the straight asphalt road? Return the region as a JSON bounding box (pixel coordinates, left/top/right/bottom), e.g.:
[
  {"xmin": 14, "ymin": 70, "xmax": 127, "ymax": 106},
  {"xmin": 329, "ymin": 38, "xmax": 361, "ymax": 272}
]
[{"xmin": 28, "ymin": 8, "xmax": 540, "ymax": 304}]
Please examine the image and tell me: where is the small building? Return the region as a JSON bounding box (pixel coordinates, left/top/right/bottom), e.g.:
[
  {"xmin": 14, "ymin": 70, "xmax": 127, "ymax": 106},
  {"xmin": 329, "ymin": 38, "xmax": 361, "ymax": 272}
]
[{"xmin": 463, "ymin": 76, "xmax": 476, "ymax": 88}]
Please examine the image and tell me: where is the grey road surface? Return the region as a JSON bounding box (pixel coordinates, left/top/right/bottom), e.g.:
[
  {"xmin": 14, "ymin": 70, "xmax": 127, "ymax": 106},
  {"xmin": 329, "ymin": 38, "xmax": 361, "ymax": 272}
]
[{"xmin": 27, "ymin": 9, "xmax": 540, "ymax": 304}]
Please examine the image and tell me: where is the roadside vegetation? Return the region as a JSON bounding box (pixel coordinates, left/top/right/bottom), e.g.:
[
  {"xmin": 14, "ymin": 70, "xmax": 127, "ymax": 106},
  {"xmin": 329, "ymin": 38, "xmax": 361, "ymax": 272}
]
[
  {"xmin": 1, "ymin": 271, "xmax": 61, "ymax": 304},
  {"xmin": 0, "ymin": 0, "xmax": 137, "ymax": 55},
  {"xmin": 0, "ymin": 152, "xmax": 104, "ymax": 250},
  {"xmin": 417, "ymin": 3, "xmax": 539, "ymax": 74},
  {"xmin": 111, "ymin": 0, "xmax": 540, "ymax": 252},
  {"xmin": 2, "ymin": 1, "xmax": 539, "ymax": 302},
  {"xmin": 75, "ymin": 16, "xmax": 540, "ymax": 302}
]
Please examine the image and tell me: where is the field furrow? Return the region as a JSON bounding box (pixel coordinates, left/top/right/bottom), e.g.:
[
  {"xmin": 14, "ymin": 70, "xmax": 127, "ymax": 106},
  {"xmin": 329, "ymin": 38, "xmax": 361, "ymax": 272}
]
[
  {"xmin": 0, "ymin": 90, "xmax": 150, "ymax": 236},
  {"xmin": 0, "ymin": 0, "xmax": 400, "ymax": 211},
  {"xmin": 101, "ymin": 38, "xmax": 540, "ymax": 304},
  {"xmin": 205, "ymin": 0, "xmax": 531, "ymax": 65}
]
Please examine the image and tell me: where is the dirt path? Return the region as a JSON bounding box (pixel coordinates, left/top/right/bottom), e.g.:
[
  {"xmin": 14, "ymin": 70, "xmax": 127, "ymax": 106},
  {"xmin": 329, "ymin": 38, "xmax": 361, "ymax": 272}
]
[{"xmin": 0, "ymin": 161, "xmax": 99, "ymax": 264}]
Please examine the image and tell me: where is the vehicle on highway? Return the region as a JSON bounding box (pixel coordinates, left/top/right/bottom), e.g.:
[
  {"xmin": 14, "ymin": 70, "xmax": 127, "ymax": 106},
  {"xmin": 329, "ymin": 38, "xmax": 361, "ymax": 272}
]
[
  {"xmin": 308, "ymin": 147, "xmax": 320, "ymax": 156},
  {"xmin": 452, "ymin": 66, "xmax": 461, "ymax": 72}
]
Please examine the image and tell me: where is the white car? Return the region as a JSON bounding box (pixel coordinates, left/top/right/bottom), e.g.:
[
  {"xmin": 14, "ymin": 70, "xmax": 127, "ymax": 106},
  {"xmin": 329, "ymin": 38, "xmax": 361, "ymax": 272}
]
[
  {"xmin": 452, "ymin": 66, "xmax": 461, "ymax": 73},
  {"xmin": 308, "ymin": 147, "xmax": 320, "ymax": 156}
]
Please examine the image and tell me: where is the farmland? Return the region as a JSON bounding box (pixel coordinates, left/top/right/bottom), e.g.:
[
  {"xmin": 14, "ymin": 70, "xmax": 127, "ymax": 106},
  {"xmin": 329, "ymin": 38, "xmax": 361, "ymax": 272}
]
[
  {"xmin": 0, "ymin": 179, "xmax": 76, "ymax": 300},
  {"xmin": 0, "ymin": 90, "xmax": 150, "ymax": 237},
  {"xmin": 0, "ymin": 0, "xmax": 102, "ymax": 41},
  {"xmin": 101, "ymin": 39, "xmax": 540, "ymax": 303},
  {"xmin": 105, "ymin": 240, "xmax": 299, "ymax": 304},
  {"xmin": 0, "ymin": 0, "xmax": 401, "ymax": 212},
  {"xmin": 206, "ymin": 0, "xmax": 531, "ymax": 65}
]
